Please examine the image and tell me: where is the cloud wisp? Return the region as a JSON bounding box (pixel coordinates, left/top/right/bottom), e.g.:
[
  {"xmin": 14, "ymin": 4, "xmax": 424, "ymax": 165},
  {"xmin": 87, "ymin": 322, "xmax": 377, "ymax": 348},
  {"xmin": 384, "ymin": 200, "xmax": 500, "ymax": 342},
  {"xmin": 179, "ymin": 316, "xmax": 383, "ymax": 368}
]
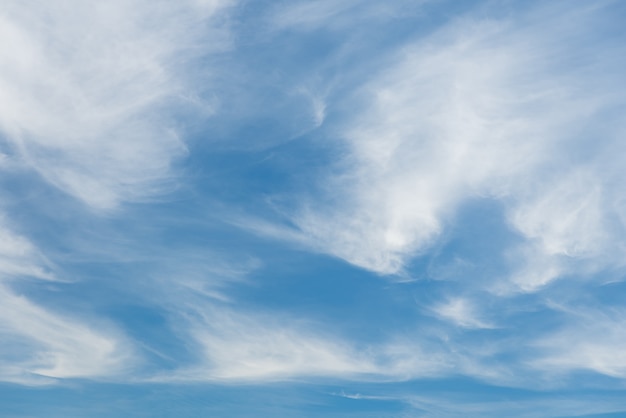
[
  {"xmin": 0, "ymin": 0, "xmax": 231, "ymax": 210},
  {"xmin": 0, "ymin": 222, "xmax": 134, "ymax": 385},
  {"xmin": 281, "ymin": 2, "xmax": 626, "ymax": 288},
  {"xmin": 0, "ymin": 0, "xmax": 232, "ymax": 385}
]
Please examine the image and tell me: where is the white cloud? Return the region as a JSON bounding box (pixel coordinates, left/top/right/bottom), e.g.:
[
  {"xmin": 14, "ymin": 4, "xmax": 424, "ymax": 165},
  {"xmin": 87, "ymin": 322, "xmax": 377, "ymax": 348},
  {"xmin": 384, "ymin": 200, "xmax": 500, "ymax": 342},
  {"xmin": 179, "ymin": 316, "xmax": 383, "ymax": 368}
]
[
  {"xmin": 0, "ymin": 218, "xmax": 54, "ymax": 281},
  {"xmin": 192, "ymin": 313, "xmax": 375, "ymax": 380},
  {"xmin": 0, "ymin": 222, "xmax": 134, "ymax": 384},
  {"xmin": 2, "ymin": 0, "xmax": 626, "ymax": 402},
  {"xmin": 0, "ymin": 0, "xmax": 235, "ymax": 385},
  {"xmin": 404, "ymin": 394, "xmax": 626, "ymax": 418},
  {"xmin": 269, "ymin": 0, "xmax": 360, "ymax": 31},
  {"xmin": 503, "ymin": 164, "xmax": 626, "ymax": 291},
  {"xmin": 510, "ymin": 169, "xmax": 607, "ymax": 259},
  {"xmin": 431, "ymin": 297, "xmax": 493, "ymax": 329},
  {"xmin": 0, "ymin": 0, "xmax": 231, "ymax": 210},
  {"xmin": 532, "ymin": 306, "xmax": 626, "ymax": 378},
  {"xmin": 157, "ymin": 305, "xmax": 376, "ymax": 382},
  {"xmin": 0, "ymin": 285, "xmax": 134, "ymax": 382},
  {"xmin": 279, "ymin": 2, "xmax": 626, "ymax": 286},
  {"xmin": 268, "ymin": 0, "xmax": 429, "ymax": 32},
  {"xmin": 0, "ymin": 0, "xmax": 231, "ymax": 383},
  {"xmin": 154, "ymin": 297, "xmax": 455, "ymax": 383}
]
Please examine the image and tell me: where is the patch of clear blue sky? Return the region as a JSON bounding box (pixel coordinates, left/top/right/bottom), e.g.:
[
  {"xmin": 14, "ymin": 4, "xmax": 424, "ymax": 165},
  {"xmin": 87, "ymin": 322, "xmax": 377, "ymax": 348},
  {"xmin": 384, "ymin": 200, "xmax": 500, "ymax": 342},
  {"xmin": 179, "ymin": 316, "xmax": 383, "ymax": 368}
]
[{"xmin": 4, "ymin": 380, "xmax": 626, "ymax": 417}]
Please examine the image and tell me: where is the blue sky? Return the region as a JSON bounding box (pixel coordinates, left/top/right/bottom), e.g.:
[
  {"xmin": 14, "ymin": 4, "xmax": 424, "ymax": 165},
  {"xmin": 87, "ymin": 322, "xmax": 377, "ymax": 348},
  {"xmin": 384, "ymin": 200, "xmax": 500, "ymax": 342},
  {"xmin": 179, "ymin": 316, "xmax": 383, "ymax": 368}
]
[{"xmin": 2, "ymin": 0, "xmax": 626, "ymax": 416}]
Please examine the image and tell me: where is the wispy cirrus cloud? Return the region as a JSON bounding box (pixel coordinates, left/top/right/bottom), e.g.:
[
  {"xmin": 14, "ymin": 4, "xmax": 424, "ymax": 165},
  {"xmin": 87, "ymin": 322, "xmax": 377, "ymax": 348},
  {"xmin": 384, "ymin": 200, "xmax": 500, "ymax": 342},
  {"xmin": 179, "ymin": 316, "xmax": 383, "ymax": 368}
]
[
  {"xmin": 531, "ymin": 304, "xmax": 626, "ymax": 378},
  {"xmin": 430, "ymin": 297, "xmax": 494, "ymax": 329},
  {"xmin": 0, "ymin": 0, "xmax": 232, "ymax": 210},
  {"xmin": 150, "ymin": 284, "xmax": 455, "ymax": 383},
  {"xmin": 178, "ymin": 307, "xmax": 378, "ymax": 381},
  {"xmin": 0, "ymin": 285, "xmax": 135, "ymax": 384},
  {"xmin": 0, "ymin": 0, "xmax": 233, "ymax": 385},
  {"xmin": 0, "ymin": 218, "xmax": 53, "ymax": 281},
  {"xmin": 279, "ymin": 1, "xmax": 626, "ymax": 291},
  {"xmin": 402, "ymin": 392, "xmax": 626, "ymax": 418},
  {"xmin": 183, "ymin": 1, "xmax": 626, "ymax": 391},
  {"xmin": 0, "ymin": 222, "xmax": 134, "ymax": 385},
  {"xmin": 268, "ymin": 0, "xmax": 430, "ymax": 32}
]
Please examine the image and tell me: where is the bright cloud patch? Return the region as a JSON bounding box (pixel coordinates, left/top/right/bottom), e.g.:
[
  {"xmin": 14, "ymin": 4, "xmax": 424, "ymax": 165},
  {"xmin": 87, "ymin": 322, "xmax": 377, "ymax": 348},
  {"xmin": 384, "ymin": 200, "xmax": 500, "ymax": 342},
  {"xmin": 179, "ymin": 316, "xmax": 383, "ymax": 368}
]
[
  {"xmin": 0, "ymin": 0, "xmax": 229, "ymax": 209},
  {"xmin": 290, "ymin": 4, "xmax": 626, "ymax": 282}
]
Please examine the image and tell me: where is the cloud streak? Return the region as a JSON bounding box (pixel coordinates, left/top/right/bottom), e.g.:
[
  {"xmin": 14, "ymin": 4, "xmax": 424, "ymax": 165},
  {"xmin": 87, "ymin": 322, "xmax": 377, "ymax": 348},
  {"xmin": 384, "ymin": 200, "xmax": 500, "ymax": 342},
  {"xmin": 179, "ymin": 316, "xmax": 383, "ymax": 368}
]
[
  {"xmin": 282, "ymin": 1, "xmax": 626, "ymax": 287},
  {"xmin": 0, "ymin": 0, "xmax": 231, "ymax": 210},
  {"xmin": 0, "ymin": 0, "xmax": 232, "ymax": 385},
  {"xmin": 0, "ymin": 222, "xmax": 133, "ymax": 384}
]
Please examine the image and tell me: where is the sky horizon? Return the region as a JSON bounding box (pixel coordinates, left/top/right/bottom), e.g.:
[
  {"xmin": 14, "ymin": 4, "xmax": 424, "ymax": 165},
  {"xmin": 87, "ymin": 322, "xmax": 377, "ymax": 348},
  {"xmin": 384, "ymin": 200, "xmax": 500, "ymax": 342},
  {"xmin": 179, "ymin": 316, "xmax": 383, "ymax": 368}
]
[{"xmin": 2, "ymin": 0, "xmax": 626, "ymax": 416}]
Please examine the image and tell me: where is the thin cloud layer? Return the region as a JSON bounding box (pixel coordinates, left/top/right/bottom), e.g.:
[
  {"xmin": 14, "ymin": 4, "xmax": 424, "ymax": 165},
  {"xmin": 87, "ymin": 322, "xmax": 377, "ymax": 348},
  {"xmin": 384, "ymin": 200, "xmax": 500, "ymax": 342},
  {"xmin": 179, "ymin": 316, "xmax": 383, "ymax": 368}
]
[
  {"xmin": 178, "ymin": 307, "xmax": 379, "ymax": 381},
  {"xmin": 0, "ymin": 0, "xmax": 231, "ymax": 385},
  {"xmin": 0, "ymin": 0, "xmax": 230, "ymax": 210},
  {"xmin": 0, "ymin": 286, "xmax": 134, "ymax": 383},
  {"xmin": 0, "ymin": 223, "xmax": 133, "ymax": 384},
  {"xmin": 289, "ymin": 2, "xmax": 626, "ymax": 285},
  {"xmin": 532, "ymin": 305, "xmax": 626, "ymax": 378},
  {"xmin": 152, "ymin": 282, "xmax": 454, "ymax": 383},
  {"xmin": 268, "ymin": 0, "xmax": 427, "ymax": 32},
  {"xmin": 0, "ymin": 219, "xmax": 53, "ymax": 281}
]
